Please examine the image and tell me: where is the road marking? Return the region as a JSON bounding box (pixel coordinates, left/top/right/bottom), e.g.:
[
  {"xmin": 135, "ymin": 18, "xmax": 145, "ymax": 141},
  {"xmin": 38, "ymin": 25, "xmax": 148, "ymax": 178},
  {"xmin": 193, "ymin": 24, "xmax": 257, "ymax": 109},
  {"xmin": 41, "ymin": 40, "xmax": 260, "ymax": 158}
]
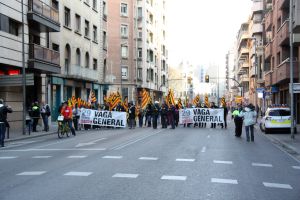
[
  {"xmin": 201, "ymin": 146, "xmax": 206, "ymax": 153},
  {"xmin": 2, "ymin": 148, "xmax": 106, "ymax": 152},
  {"xmin": 112, "ymin": 173, "xmax": 139, "ymax": 178},
  {"xmin": 75, "ymin": 138, "xmax": 106, "ymax": 148},
  {"xmin": 211, "ymin": 178, "xmax": 238, "ymax": 184},
  {"xmin": 292, "ymin": 166, "xmax": 300, "ymax": 170},
  {"xmin": 68, "ymin": 155, "xmax": 87, "ymax": 159},
  {"xmin": 102, "ymin": 156, "xmax": 123, "ymax": 159},
  {"xmin": 139, "ymin": 157, "xmax": 158, "ymax": 161},
  {"xmin": 252, "ymin": 163, "xmax": 273, "ymax": 167},
  {"xmin": 213, "ymin": 160, "xmax": 233, "ymax": 164},
  {"xmin": 17, "ymin": 171, "xmax": 46, "ymax": 176},
  {"xmin": 64, "ymin": 172, "xmax": 93, "ymax": 177},
  {"xmin": 0, "ymin": 156, "xmax": 17, "ymax": 159},
  {"xmin": 176, "ymin": 158, "xmax": 195, "ymax": 162},
  {"xmin": 32, "ymin": 156, "xmax": 52, "ymax": 159},
  {"xmin": 263, "ymin": 182, "xmax": 293, "ymax": 189},
  {"xmin": 161, "ymin": 175, "xmax": 187, "ymax": 181},
  {"xmin": 111, "ymin": 130, "xmax": 163, "ymax": 150}
]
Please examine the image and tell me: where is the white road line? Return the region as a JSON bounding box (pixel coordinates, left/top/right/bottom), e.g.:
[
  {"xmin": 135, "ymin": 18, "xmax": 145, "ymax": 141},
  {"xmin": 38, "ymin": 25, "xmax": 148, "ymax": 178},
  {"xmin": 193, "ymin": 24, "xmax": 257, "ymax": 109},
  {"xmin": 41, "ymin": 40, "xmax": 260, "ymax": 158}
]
[
  {"xmin": 263, "ymin": 182, "xmax": 293, "ymax": 189},
  {"xmin": 112, "ymin": 173, "xmax": 139, "ymax": 178},
  {"xmin": 175, "ymin": 158, "xmax": 195, "ymax": 162},
  {"xmin": 161, "ymin": 175, "xmax": 187, "ymax": 181},
  {"xmin": 17, "ymin": 171, "xmax": 46, "ymax": 176},
  {"xmin": 64, "ymin": 172, "xmax": 93, "ymax": 177},
  {"xmin": 139, "ymin": 157, "xmax": 158, "ymax": 161},
  {"xmin": 252, "ymin": 163, "xmax": 273, "ymax": 167},
  {"xmin": 32, "ymin": 156, "xmax": 52, "ymax": 159},
  {"xmin": 2, "ymin": 148, "xmax": 106, "ymax": 152},
  {"xmin": 292, "ymin": 166, "xmax": 300, "ymax": 170},
  {"xmin": 211, "ymin": 178, "xmax": 238, "ymax": 184},
  {"xmin": 67, "ymin": 155, "xmax": 87, "ymax": 158},
  {"xmin": 213, "ymin": 160, "xmax": 233, "ymax": 164},
  {"xmin": 102, "ymin": 156, "xmax": 123, "ymax": 159},
  {"xmin": 0, "ymin": 156, "xmax": 17, "ymax": 159},
  {"xmin": 201, "ymin": 146, "xmax": 206, "ymax": 153}
]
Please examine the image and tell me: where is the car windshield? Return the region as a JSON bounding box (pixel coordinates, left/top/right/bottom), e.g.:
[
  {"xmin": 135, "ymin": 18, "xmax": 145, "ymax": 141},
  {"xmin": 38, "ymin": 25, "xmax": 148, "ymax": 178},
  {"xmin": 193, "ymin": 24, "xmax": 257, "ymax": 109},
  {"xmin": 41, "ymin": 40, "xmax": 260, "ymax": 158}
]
[{"xmin": 268, "ymin": 110, "xmax": 290, "ymax": 116}]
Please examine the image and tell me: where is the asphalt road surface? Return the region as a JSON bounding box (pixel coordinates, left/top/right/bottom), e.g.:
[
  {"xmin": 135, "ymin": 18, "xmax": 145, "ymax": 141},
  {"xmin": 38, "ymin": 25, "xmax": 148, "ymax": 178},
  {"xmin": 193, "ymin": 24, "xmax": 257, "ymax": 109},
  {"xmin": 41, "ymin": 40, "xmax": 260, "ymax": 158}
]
[{"xmin": 0, "ymin": 122, "xmax": 299, "ymax": 200}]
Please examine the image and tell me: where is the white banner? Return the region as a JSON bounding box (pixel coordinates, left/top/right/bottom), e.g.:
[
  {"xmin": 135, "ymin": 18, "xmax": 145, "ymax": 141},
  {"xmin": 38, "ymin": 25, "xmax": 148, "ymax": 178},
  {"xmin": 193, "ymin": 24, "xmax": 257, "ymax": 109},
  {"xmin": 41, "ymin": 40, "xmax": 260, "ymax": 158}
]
[
  {"xmin": 79, "ymin": 109, "xmax": 127, "ymax": 128},
  {"xmin": 179, "ymin": 108, "xmax": 224, "ymax": 124}
]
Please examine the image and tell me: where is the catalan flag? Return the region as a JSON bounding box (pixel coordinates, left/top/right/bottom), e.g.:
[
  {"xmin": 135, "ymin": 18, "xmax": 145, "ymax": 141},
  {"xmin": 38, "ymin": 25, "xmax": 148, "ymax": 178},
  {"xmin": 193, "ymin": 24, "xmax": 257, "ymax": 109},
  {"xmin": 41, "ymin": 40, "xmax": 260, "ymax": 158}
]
[
  {"xmin": 177, "ymin": 98, "xmax": 183, "ymax": 109},
  {"xmin": 167, "ymin": 89, "xmax": 175, "ymax": 106},
  {"xmin": 193, "ymin": 94, "xmax": 200, "ymax": 106},
  {"xmin": 88, "ymin": 90, "xmax": 97, "ymax": 104},
  {"xmin": 110, "ymin": 91, "xmax": 122, "ymax": 110},
  {"xmin": 205, "ymin": 95, "xmax": 209, "ymax": 108},
  {"xmin": 122, "ymin": 96, "xmax": 128, "ymax": 111},
  {"xmin": 141, "ymin": 89, "xmax": 151, "ymax": 109}
]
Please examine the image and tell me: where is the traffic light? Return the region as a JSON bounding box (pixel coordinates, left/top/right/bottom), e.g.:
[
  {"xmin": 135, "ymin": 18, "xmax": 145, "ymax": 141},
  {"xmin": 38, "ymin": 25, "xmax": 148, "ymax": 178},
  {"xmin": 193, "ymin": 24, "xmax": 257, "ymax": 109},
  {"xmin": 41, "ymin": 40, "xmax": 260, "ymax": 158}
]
[{"xmin": 205, "ymin": 75, "xmax": 209, "ymax": 83}]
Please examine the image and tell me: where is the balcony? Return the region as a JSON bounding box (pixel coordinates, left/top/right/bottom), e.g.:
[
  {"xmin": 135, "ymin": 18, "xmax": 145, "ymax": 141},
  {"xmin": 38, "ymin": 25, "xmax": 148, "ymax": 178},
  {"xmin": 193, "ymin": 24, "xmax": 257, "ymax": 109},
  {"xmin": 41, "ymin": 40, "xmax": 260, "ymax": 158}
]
[
  {"xmin": 251, "ymin": 1, "xmax": 263, "ymax": 18},
  {"xmin": 252, "ymin": 23, "xmax": 263, "ymax": 34},
  {"xmin": 27, "ymin": 0, "xmax": 60, "ymax": 32},
  {"xmin": 239, "ymin": 75, "xmax": 250, "ymax": 84},
  {"xmin": 28, "ymin": 43, "xmax": 60, "ymax": 74},
  {"xmin": 274, "ymin": 61, "xmax": 299, "ymax": 84},
  {"xmin": 265, "ymin": 41, "xmax": 272, "ymax": 59},
  {"xmin": 265, "ymin": 10, "xmax": 273, "ymax": 31},
  {"xmin": 277, "ymin": 20, "xmax": 289, "ymax": 46},
  {"xmin": 278, "ymin": 0, "xmax": 289, "ymax": 9},
  {"xmin": 68, "ymin": 65, "xmax": 99, "ymax": 82},
  {"xmin": 265, "ymin": 71, "xmax": 272, "ymax": 86}
]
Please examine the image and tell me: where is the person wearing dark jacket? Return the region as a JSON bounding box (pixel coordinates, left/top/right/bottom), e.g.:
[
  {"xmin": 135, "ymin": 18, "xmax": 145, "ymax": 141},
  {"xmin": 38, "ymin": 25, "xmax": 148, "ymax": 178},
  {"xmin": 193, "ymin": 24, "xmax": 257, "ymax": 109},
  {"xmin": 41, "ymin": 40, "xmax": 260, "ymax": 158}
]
[
  {"xmin": 161, "ymin": 103, "xmax": 168, "ymax": 128},
  {"xmin": 0, "ymin": 99, "xmax": 13, "ymax": 147},
  {"xmin": 221, "ymin": 106, "xmax": 228, "ymax": 129},
  {"xmin": 152, "ymin": 102, "xmax": 160, "ymax": 129},
  {"xmin": 128, "ymin": 102, "xmax": 136, "ymax": 129},
  {"xmin": 168, "ymin": 105, "xmax": 176, "ymax": 129},
  {"xmin": 145, "ymin": 103, "xmax": 153, "ymax": 127},
  {"xmin": 31, "ymin": 101, "xmax": 40, "ymax": 132},
  {"xmin": 175, "ymin": 104, "xmax": 180, "ymax": 127}
]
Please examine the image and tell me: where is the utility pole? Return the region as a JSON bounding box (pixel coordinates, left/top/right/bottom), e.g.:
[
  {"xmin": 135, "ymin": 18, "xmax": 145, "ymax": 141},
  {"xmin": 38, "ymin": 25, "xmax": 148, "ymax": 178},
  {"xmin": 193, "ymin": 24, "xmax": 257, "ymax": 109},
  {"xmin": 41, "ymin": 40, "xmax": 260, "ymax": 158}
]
[
  {"xmin": 21, "ymin": 0, "xmax": 26, "ymax": 135},
  {"xmin": 289, "ymin": 0, "xmax": 295, "ymax": 139}
]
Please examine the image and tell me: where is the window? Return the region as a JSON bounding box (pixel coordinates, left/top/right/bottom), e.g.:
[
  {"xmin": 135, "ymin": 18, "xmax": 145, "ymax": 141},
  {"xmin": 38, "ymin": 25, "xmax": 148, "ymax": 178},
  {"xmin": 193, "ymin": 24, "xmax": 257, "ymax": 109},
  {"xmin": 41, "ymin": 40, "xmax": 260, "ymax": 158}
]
[
  {"xmin": 120, "ymin": 24, "xmax": 128, "ymax": 38},
  {"xmin": 121, "ymin": 46, "xmax": 128, "ymax": 58},
  {"xmin": 120, "ymin": 3, "xmax": 128, "ymax": 16},
  {"xmin": 138, "ymin": 30, "xmax": 142, "ymax": 38},
  {"xmin": 0, "ymin": 14, "xmax": 21, "ymax": 36},
  {"xmin": 138, "ymin": 68, "xmax": 142, "ymax": 80},
  {"xmin": 103, "ymin": 31, "xmax": 107, "ymax": 49},
  {"xmin": 147, "ymin": 49, "xmax": 154, "ymax": 62},
  {"xmin": 122, "ymin": 67, "xmax": 128, "ymax": 79},
  {"xmin": 93, "ymin": 0, "xmax": 97, "ymax": 10},
  {"xmin": 84, "ymin": 20, "xmax": 90, "ymax": 38},
  {"xmin": 93, "ymin": 58, "xmax": 97, "ymax": 70},
  {"xmin": 85, "ymin": 52, "xmax": 90, "ymax": 68},
  {"xmin": 93, "ymin": 25, "xmax": 98, "ymax": 42},
  {"xmin": 64, "ymin": 7, "xmax": 71, "ymax": 28},
  {"xmin": 138, "ymin": 48, "xmax": 142, "ymax": 59},
  {"xmin": 137, "ymin": 7, "xmax": 142, "ymax": 18},
  {"xmin": 76, "ymin": 48, "xmax": 81, "ymax": 66},
  {"xmin": 103, "ymin": 1, "xmax": 107, "ymax": 20},
  {"xmin": 65, "ymin": 44, "xmax": 71, "ymax": 74},
  {"xmin": 75, "ymin": 14, "xmax": 81, "ymax": 33}
]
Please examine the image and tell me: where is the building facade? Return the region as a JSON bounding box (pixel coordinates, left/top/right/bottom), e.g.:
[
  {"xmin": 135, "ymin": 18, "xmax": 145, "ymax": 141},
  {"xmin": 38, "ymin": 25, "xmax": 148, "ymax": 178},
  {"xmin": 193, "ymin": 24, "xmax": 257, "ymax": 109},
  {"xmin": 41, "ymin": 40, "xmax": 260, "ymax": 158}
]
[{"xmin": 105, "ymin": 0, "xmax": 168, "ymax": 103}]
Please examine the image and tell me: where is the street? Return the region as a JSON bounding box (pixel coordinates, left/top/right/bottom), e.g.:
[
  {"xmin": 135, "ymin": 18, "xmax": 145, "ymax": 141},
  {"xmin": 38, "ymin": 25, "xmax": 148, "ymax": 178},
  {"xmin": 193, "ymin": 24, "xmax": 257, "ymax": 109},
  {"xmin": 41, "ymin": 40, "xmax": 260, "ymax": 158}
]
[{"xmin": 0, "ymin": 122, "xmax": 300, "ymax": 200}]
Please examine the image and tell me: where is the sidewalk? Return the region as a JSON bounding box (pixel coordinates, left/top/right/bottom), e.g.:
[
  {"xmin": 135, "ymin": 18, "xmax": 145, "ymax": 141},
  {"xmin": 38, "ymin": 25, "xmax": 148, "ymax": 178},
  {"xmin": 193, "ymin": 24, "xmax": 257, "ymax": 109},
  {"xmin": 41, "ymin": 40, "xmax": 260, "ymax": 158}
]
[{"xmin": 5, "ymin": 124, "xmax": 58, "ymax": 142}]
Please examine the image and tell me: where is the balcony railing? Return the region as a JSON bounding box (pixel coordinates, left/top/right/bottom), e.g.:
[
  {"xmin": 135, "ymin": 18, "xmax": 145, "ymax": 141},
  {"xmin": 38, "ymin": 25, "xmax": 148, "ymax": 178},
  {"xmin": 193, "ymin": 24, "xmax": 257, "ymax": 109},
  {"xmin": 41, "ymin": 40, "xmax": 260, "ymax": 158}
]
[
  {"xmin": 28, "ymin": 0, "xmax": 59, "ymax": 24},
  {"xmin": 275, "ymin": 61, "xmax": 299, "ymax": 84},
  {"xmin": 265, "ymin": 41, "xmax": 272, "ymax": 59},
  {"xmin": 277, "ymin": 20, "xmax": 289, "ymax": 46},
  {"xmin": 68, "ymin": 65, "xmax": 98, "ymax": 81},
  {"xmin": 29, "ymin": 43, "xmax": 60, "ymax": 66}
]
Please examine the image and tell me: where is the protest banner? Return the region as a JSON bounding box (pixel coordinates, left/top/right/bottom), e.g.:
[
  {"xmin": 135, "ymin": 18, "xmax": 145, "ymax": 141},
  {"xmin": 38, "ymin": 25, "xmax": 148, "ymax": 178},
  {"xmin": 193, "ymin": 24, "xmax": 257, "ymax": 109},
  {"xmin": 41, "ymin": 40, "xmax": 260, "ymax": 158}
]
[
  {"xmin": 179, "ymin": 108, "xmax": 224, "ymax": 124},
  {"xmin": 79, "ymin": 109, "xmax": 127, "ymax": 128}
]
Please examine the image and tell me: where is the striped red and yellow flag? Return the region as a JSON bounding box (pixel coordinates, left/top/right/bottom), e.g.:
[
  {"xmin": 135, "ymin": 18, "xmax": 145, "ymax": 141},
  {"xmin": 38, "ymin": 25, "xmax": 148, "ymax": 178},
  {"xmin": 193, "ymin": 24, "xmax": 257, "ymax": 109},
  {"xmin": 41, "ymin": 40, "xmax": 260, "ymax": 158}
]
[
  {"xmin": 110, "ymin": 91, "xmax": 122, "ymax": 110},
  {"xmin": 141, "ymin": 89, "xmax": 151, "ymax": 109},
  {"xmin": 177, "ymin": 98, "xmax": 183, "ymax": 109},
  {"xmin": 167, "ymin": 89, "xmax": 175, "ymax": 106},
  {"xmin": 122, "ymin": 96, "xmax": 128, "ymax": 111},
  {"xmin": 193, "ymin": 94, "xmax": 200, "ymax": 106},
  {"xmin": 205, "ymin": 95, "xmax": 209, "ymax": 107},
  {"xmin": 88, "ymin": 90, "xmax": 97, "ymax": 103}
]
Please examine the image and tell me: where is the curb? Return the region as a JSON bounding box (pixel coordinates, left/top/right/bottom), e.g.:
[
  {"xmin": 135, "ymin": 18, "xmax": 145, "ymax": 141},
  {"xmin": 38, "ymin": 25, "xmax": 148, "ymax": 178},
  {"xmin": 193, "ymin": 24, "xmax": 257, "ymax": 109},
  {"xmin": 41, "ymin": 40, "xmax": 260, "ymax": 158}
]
[{"xmin": 5, "ymin": 131, "xmax": 56, "ymax": 143}]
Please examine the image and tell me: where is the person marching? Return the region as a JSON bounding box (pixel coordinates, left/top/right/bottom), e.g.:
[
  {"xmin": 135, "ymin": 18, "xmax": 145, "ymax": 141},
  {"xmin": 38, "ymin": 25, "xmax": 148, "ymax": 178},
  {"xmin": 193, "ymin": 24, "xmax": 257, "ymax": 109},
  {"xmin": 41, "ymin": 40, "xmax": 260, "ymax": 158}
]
[
  {"xmin": 40, "ymin": 101, "xmax": 51, "ymax": 132},
  {"xmin": 145, "ymin": 103, "xmax": 152, "ymax": 127},
  {"xmin": 0, "ymin": 99, "xmax": 12, "ymax": 147},
  {"xmin": 200, "ymin": 103, "xmax": 207, "ymax": 128},
  {"xmin": 128, "ymin": 101, "xmax": 136, "ymax": 129},
  {"xmin": 168, "ymin": 104, "xmax": 176, "ymax": 129},
  {"xmin": 152, "ymin": 101, "xmax": 160, "ymax": 129},
  {"xmin": 210, "ymin": 102, "xmax": 218, "ymax": 128},
  {"xmin": 232, "ymin": 105, "xmax": 243, "ymax": 137},
  {"xmin": 72, "ymin": 104, "xmax": 80, "ymax": 131},
  {"xmin": 161, "ymin": 103, "xmax": 168, "ymax": 128},
  {"xmin": 239, "ymin": 104, "xmax": 257, "ymax": 142}
]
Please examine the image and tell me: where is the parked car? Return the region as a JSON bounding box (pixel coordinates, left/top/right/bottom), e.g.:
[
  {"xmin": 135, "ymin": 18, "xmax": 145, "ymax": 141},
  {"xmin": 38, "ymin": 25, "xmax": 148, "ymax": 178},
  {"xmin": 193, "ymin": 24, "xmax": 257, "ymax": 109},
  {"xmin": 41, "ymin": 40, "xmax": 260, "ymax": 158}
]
[{"xmin": 260, "ymin": 107, "xmax": 296, "ymax": 134}]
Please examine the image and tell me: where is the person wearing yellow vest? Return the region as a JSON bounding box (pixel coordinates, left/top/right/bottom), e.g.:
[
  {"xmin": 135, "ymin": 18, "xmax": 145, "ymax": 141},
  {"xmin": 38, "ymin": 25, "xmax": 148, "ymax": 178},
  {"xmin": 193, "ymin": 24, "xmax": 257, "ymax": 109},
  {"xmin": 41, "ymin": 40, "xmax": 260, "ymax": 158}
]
[
  {"xmin": 232, "ymin": 105, "xmax": 243, "ymax": 137},
  {"xmin": 31, "ymin": 102, "xmax": 40, "ymax": 132}
]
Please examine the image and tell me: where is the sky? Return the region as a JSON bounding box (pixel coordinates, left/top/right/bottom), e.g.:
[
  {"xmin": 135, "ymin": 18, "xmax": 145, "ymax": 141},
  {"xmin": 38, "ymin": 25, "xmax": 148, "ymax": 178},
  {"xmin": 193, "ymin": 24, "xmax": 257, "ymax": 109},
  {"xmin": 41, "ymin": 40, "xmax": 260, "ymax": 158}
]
[{"xmin": 166, "ymin": 0, "xmax": 253, "ymax": 68}]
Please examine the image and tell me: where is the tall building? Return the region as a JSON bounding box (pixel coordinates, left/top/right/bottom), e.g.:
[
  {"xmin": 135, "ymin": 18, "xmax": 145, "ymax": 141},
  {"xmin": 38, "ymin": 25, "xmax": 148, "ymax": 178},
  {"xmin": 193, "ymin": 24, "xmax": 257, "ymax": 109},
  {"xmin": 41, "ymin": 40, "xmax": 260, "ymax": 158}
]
[
  {"xmin": 0, "ymin": 0, "xmax": 60, "ymax": 131},
  {"xmin": 263, "ymin": 0, "xmax": 300, "ymax": 123},
  {"xmin": 50, "ymin": 0, "xmax": 104, "ymax": 120},
  {"xmin": 105, "ymin": 0, "xmax": 168, "ymax": 103}
]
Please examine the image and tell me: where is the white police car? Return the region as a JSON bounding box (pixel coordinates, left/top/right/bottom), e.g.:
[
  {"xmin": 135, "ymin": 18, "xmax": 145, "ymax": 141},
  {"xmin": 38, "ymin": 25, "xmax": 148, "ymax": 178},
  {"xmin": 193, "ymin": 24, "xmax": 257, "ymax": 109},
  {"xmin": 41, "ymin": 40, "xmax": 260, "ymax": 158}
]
[{"xmin": 260, "ymin": 106, "xmax": 293, "ymax": 134}]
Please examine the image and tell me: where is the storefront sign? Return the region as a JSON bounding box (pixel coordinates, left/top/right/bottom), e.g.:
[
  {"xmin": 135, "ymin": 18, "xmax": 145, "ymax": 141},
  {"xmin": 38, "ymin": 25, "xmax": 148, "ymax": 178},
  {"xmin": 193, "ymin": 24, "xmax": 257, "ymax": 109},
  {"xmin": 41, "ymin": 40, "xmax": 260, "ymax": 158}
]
[
  {"xmin": 79, "ymin": 109, "xmax": 127, "ymax": 128},
  {"xmin": 179, "ymin": 108, "xmax": 224, "ymax": 124}
]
